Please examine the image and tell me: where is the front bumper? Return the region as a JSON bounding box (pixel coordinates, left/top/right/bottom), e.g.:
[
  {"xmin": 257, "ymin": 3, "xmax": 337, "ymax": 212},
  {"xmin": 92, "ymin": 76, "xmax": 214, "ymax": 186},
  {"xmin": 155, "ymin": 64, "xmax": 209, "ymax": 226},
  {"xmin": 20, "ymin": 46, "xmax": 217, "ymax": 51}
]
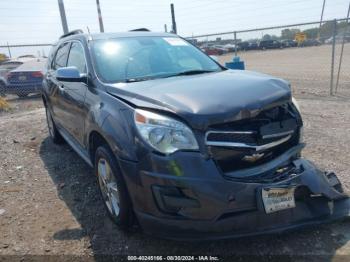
[
  {"xmin": 137, "ymin": 198, "xmax": 350, "ymax": 240},
  {"xmin": 118, "ymin": 146, "xmax": 350, "ymax": 240}
]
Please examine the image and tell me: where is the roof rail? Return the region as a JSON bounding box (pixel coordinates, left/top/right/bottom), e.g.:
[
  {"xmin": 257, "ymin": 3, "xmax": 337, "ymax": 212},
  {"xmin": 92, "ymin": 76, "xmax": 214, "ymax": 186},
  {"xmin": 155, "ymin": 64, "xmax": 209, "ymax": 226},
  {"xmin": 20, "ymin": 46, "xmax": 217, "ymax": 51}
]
[
  {"xmin": 129, "ymin": 28, "xmax": 150, "ymax": 32},
  {"xmin": 59, "ymin": 29, "xmax": 84, "ymax": 39}
]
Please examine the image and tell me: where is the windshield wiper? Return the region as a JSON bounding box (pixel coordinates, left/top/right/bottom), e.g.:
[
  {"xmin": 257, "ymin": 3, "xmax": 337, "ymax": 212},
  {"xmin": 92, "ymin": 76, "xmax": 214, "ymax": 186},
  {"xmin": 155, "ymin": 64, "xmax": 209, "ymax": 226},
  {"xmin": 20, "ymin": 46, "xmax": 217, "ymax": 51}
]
[
  {"xmin": 165, "ymin": 70, "xmax": 219, "ymax": 78},
  {"xmin": 125, "ymin": 76, "xmax": 157, "ymax": 83},
  {"xmin": 125, "ymin": 72, "xmax": 173, "ymax": 83},
  {"xmin": 125, "ymin": 70, "xmax": 218, "ymax": 83}
]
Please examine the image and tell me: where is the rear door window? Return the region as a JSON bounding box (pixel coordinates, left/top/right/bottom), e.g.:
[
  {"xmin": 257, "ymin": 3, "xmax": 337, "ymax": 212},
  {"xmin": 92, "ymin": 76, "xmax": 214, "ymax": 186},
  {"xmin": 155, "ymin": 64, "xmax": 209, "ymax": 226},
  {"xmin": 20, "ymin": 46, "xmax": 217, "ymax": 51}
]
[{"xmin": 52, "ymin": 42, "xmax": 70, "ymax": 70}]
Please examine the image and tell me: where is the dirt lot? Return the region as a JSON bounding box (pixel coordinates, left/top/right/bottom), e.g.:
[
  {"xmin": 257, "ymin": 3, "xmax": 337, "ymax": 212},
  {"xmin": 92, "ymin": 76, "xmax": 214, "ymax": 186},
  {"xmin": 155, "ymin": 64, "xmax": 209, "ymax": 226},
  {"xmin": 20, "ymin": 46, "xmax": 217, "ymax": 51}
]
[
  {"xmin": 219, "ymin": 43, "xmax": 350, "ymax": 98},
  {"xmin": 1, "ymin": 47, "xmax": 350, "ymax": 261}
]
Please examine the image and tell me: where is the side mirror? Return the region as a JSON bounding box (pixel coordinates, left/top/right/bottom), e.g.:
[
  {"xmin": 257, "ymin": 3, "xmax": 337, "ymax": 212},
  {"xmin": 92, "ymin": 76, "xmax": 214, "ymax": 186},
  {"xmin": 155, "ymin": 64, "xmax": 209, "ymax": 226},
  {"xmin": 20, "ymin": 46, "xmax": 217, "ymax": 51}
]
[
  {"xmin": 209, "ymin": 55, "xmax": 218, "ymax": 62},
  {"xmin": 56, "ymin": 67, "xmax": 86, "ymax": 82}
]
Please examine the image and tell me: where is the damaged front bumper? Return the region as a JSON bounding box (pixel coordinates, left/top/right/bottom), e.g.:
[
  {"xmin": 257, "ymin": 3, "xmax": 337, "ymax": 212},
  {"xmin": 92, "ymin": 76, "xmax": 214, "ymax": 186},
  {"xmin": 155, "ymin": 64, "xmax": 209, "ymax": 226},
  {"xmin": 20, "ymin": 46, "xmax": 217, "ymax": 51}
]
[
  {"xmin": 118, "ymin": 145, "xmax": 350, "ymax": 240},
  {"xmin": 137, "ymin": 197, "xmax": 350, "ymax": 241}
]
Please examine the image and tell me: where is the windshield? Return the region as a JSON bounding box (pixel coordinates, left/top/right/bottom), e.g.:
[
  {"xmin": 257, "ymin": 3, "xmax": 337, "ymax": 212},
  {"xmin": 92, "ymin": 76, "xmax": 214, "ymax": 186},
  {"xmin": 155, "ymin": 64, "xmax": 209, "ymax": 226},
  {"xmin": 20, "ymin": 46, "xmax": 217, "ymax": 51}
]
[{"xmin": 91, "ymin": 36, "xmax": 222, "ymax": 83}]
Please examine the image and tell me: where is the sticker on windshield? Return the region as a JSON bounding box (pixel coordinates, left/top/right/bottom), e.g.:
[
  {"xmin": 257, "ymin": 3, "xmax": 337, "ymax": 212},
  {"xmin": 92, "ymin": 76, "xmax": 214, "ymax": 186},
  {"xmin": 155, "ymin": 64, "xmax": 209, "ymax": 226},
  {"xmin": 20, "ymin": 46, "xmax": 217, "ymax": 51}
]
[{"xmin": 163, "ymin": 37, "xmax": 189, "ymax": 46}]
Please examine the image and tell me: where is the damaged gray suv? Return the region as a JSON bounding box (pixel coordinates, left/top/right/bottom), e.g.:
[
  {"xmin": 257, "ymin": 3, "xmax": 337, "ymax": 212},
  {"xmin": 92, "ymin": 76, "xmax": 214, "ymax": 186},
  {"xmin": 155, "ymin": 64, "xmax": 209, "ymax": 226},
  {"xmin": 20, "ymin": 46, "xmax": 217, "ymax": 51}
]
[{"xmin": 42, "ymin": 29, "xmax": 350, "ymax": 240}]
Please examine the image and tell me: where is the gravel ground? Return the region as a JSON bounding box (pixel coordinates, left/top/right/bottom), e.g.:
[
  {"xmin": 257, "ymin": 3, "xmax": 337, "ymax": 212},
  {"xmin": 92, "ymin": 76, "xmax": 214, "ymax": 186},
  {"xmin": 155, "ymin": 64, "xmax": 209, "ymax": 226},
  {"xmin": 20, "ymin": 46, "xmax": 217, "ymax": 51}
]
[
  {"xmin": 0, "ymin": 94, "xmax": 43, "ymax": 117},
  {"xmin": 1, "ymin": 46, "xmax": 350, "ymax": 261},
  {"xmin": 0, "ymin": 97, "xmax": 350, "ymax": 261}
]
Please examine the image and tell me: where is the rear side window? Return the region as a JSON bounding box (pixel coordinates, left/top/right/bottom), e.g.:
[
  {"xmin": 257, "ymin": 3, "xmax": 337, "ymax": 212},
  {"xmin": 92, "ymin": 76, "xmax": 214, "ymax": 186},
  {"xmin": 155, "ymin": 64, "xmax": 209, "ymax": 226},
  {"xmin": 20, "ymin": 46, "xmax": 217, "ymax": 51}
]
[
  {"xmin": 67, "ymin": 42, "xmax": 87, "ymax": 73},
  {"xmin": 52, "ymin": 42, "xmax": 70, "ymax": 70}
]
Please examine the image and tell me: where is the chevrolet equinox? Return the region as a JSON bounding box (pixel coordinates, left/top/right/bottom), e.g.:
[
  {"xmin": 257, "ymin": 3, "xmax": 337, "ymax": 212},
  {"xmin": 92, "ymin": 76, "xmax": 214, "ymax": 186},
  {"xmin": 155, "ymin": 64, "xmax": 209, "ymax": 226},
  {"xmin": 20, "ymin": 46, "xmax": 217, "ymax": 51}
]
[{"xmin": 42, "ymin": 30, "xmax": 350, "ymax": 240}]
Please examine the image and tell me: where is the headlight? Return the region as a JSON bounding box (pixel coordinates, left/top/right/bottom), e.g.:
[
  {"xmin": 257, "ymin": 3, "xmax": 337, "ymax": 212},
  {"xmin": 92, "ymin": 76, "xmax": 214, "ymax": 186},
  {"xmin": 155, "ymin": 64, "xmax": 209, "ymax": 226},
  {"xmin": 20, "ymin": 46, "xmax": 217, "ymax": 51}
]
[{"xmin": 134, "ymin": 109, "xmax": 199, "ymax": 154}]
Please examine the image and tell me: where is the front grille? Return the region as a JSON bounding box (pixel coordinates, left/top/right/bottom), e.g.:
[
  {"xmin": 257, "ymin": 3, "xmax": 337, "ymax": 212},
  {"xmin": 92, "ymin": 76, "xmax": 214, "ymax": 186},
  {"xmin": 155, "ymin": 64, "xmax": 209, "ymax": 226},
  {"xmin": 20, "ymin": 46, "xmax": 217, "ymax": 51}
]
[
  {"xmin": 206, "ymin": 131, "xmax": 293, "ymax": 148},
  {"xmin": 206, "ymin": 131, "xmax": 256, "ymax": 144},
  {"xmin": 206, "ymin": 103, "xmax": 301, "ymax": 173}
]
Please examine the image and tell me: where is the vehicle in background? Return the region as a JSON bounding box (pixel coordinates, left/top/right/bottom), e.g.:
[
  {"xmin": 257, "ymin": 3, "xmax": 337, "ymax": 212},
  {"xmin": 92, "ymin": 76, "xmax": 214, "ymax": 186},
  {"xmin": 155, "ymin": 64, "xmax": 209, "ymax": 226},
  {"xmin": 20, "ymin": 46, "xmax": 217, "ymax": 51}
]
[
  {"xmin": 0, "ymin": 60, "xmax": 23, "ymax": 96},
  {"xmin": 324, "ymin": 37, "xmax": 333, "ymax": 44},
  {"xmin": 247, "ymin": 41, "xmax": 259, "ymax": 50},
  {"xmin": 259, "ymin": 40, "xmax": 282, "ymax": 50},
  {"xmin": 5, "ymin": 59, "xmax": 46, "ymax": 97},
  {"xmin": 202, "ymin": 46, "xmax": 225, "ymax": 55},
  {"xmin": 281, "ymin": 39, "xmax": 298, "ymax": 48},
  {"xmin": 342, "ymin": 35, "xmax": 350, "ymax": 42},
  {"xmin": 325, "ymin": 35, "xmax": 350, "ymax": 44},
  {"xmin": 299, "ymin": 39, "xmax": 321, "ymax": 47},
  {"xmin": 237, "ymin": 41, "xmax": 250, "ymax": 51},
  {"xmin": 213, "ymin": 45, "xmax": 229, "ymax": 54},
  {"xmin": 237, "ymin": 41, "xmax": 259, "ymax": 51},
  {"xmin": 223, "ymin": 43, "xmax": 236, "ymax": 52},
  {"xmin": 319, "ymin": 36, "xmax": 329, "ymax": 44}
]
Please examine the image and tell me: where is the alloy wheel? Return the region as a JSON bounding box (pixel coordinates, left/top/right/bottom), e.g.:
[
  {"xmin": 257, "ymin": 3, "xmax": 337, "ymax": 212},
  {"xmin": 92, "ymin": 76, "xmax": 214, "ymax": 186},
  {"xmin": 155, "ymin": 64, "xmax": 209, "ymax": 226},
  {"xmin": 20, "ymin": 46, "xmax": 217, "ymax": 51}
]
[{"xmin": 97, "ymin": 158, "xmax": 120, "ymax": 217}]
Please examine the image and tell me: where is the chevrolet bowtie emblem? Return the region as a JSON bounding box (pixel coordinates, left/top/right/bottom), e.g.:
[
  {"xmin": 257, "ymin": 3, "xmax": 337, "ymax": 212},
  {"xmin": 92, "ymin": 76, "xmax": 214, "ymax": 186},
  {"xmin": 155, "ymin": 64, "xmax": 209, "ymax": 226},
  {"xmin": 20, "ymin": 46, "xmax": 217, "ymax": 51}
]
[{"xmin": 242, "ymin": 153, "xmax": 265, "ymax": 163}]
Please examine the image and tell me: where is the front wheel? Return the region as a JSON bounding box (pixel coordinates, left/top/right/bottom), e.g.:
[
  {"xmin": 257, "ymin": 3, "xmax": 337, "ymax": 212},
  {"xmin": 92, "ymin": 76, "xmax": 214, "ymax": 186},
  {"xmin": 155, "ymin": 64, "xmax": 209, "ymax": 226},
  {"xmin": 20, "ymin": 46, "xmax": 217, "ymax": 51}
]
[{"xmin": 95, "ymin": 145, "xmax": 134, "ymax": 229}]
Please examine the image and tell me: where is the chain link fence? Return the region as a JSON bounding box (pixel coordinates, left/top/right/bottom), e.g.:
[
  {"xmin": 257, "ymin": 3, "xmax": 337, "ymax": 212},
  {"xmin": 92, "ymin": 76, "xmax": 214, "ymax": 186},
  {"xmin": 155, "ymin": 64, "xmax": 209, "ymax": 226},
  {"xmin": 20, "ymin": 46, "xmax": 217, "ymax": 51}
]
[
  {"xmin": 188, "ymin": 18, "xmax": 350, "ymax": 99},
  {"xmin": 0, "ymin": 18, "xmax": 349, "ymax": 102}
]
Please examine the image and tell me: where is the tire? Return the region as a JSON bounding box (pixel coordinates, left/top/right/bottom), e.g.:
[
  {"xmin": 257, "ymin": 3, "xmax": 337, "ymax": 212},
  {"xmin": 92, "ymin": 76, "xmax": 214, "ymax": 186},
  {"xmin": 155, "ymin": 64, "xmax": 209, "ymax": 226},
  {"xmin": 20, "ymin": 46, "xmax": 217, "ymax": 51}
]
[
  {"xmin": 45, "ymin": 107, "xmax": 64, "ymax": 144},
  {"xmin": 95, "ymin": 145, "xmax": 134, "ymax": 229}
]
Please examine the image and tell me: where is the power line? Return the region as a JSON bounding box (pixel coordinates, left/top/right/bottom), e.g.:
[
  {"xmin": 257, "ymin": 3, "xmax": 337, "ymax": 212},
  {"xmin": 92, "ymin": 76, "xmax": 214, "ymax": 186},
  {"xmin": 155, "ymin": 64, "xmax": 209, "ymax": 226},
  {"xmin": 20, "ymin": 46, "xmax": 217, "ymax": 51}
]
[
  {"xmin": 176, "ymin": 0, "xmax": 328, "ymax": 19},
  {"xmin": 176, "ymin": 2, "xmax": 347, "ymax": 30},
  {"xmin": 187, "ymin": 17, "xmax": 348, "ymax": 38},
  {"xmin": 176, "ymin": 0, "xmax": 304, "ymax": 14}
]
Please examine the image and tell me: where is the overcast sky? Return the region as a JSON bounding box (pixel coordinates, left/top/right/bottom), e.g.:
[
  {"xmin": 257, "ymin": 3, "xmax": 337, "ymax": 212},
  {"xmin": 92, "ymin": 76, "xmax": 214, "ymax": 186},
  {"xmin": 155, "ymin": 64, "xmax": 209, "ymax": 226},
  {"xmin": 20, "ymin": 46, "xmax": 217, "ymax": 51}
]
[{"xmin": 0, "ymin": 0, "xmax": 348, "ymax": 45}]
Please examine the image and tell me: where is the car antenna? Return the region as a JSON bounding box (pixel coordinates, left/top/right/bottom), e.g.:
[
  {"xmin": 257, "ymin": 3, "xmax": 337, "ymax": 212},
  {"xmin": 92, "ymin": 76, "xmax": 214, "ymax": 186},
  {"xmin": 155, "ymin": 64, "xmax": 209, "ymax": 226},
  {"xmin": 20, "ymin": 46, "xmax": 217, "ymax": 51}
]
[{"xmin": 86, "ymin": 26, "xmax": 93, "ymax": 41}]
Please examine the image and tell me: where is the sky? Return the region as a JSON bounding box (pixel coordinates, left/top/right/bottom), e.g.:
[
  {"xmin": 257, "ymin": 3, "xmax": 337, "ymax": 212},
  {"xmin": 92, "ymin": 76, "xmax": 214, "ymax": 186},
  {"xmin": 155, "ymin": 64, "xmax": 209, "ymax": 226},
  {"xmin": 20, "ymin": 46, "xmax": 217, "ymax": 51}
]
[{"xmin": 0, "ymin": 0, "xmax": 348, "ymax": 56}]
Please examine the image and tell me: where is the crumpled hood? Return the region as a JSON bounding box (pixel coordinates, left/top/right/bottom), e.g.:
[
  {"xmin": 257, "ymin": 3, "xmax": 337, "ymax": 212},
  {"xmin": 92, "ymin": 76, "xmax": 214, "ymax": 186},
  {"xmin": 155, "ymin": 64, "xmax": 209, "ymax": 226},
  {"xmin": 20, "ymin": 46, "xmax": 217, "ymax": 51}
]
[{"xmin": 106, "ymin": 70, "xmax": 291, "ymax": 130}]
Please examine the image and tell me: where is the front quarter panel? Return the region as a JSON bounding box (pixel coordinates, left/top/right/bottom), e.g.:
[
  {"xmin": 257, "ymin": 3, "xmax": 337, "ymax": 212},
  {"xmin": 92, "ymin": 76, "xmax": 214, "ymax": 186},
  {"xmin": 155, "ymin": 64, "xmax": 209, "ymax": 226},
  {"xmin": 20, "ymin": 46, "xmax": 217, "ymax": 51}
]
[{"xmin": 84, "ymin": 85, "xmax": 138, "ymax": 162}]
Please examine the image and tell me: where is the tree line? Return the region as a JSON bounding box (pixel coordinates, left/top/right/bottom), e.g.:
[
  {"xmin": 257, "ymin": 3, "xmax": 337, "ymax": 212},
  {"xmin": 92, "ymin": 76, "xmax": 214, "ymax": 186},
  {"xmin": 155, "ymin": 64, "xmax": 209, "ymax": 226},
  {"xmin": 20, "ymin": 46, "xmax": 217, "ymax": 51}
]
[{"xmin": 262, "ymin": 21, "xmax": 349, "ymax": 41}]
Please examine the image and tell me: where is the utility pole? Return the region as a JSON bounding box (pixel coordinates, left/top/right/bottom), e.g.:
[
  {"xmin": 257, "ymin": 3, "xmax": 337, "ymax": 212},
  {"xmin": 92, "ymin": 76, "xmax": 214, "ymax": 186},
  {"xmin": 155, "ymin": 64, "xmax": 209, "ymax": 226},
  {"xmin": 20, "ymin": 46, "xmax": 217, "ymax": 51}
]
[
  {"xmin": 234, "ymin": 32, "xmax": 237, "ymax": 57},
  {"xmin": 6, "ymin": 42, "xmax": 11, "ymax": 58},
  {"xmin": 330, "ymin": 19, "xmax": 337, "ymax": 95},
  {"xmin": 57, "ymin": 0, "xmax": 69, "ymax": 34},
  {"xmin": 170, "ymin": 3, "xmax": 177, "ymax": 34},
  {"xmin": 318, "ymin": 0, "xmax": 326, "ymax": 39},
  {"xmin": 96, "ymin": 0, "xmax": 104, "ymax": 33}
]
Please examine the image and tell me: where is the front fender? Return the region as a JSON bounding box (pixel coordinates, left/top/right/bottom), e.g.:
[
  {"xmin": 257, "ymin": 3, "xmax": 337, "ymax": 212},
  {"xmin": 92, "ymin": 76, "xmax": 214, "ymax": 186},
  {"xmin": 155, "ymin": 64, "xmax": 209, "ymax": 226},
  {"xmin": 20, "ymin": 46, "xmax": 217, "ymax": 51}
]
[
  {"xmin": 84, "ymin": 88, "xmax": 138, "ymax": 162},
  {"xmin": 100, "ymin": 108, "xmax": 138, "ymax": 161}
]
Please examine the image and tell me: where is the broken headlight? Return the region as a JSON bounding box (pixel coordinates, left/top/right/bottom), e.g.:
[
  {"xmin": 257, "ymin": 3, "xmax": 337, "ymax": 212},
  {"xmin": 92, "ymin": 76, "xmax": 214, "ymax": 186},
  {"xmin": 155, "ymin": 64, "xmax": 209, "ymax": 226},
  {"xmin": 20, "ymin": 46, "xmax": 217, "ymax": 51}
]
[
  {"xmin": 292, "ymin": 97, "xmax": 301, "ymax": 113},
  {"xmin": 134, "ymin": 109, "xmax": 199, "ymax": 154}
]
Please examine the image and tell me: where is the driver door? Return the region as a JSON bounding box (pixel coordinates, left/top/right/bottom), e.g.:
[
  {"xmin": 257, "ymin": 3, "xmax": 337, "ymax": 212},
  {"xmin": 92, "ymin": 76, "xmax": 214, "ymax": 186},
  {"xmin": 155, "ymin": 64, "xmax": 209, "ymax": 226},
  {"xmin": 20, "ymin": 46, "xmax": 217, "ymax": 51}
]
[{"xmin": 59, "ymin": 41, "xmax": 88, "ymax": 146}]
